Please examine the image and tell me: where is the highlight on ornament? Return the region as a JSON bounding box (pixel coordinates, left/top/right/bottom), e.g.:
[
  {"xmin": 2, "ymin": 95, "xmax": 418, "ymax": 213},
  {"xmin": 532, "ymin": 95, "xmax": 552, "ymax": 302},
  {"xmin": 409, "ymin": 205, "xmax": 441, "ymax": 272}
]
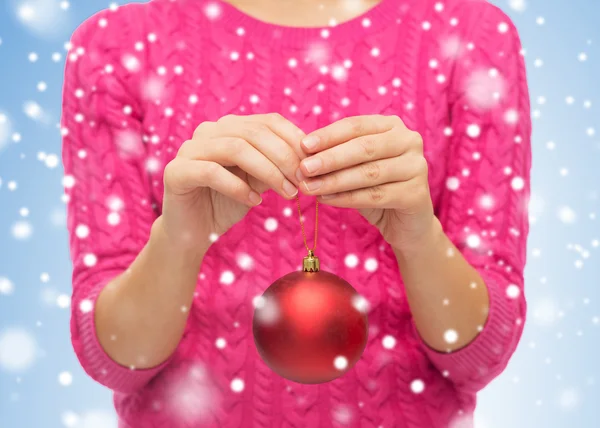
[{"xmin": 252, "ymin": 249, "xmax": 369, "ymax": 384}]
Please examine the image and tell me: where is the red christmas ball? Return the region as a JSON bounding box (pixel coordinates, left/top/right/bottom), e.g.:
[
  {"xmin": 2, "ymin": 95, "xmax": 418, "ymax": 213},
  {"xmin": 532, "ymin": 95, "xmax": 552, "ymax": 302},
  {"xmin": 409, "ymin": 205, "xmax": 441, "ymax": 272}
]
[{"xmin": 253, "ymin": 270, "xmax": 369, "ymax": 384}]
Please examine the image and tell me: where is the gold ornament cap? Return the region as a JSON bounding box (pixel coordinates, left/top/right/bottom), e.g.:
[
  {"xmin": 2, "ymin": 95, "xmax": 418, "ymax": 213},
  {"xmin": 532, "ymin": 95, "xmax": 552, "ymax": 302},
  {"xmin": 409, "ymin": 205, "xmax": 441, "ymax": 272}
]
[{"xmin": 303, "ymin": 250, "xmax": 320, "ymax": 272}]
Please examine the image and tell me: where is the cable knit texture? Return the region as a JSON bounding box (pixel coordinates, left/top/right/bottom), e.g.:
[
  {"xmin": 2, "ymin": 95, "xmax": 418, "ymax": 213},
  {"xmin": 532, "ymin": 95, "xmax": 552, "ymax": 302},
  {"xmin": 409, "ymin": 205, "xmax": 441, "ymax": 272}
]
[{"xmin": 61, "ymin": 0, "xmax": 531, "ymax": 427}]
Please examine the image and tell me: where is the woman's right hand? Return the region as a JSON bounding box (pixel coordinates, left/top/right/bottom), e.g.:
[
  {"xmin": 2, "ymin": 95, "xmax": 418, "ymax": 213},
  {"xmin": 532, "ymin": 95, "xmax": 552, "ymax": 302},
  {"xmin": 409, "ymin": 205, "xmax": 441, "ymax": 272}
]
[{"xmin": 161, "ymin": 113, "xmax": 306, "ymax": 252}]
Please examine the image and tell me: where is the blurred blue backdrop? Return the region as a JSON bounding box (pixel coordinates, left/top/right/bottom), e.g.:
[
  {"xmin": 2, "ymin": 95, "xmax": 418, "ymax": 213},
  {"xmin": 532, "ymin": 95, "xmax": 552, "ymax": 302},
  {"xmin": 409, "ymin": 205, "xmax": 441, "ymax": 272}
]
[{"xmin": 0, "ymin": 1, "xmax": 599, "ymax": 427}]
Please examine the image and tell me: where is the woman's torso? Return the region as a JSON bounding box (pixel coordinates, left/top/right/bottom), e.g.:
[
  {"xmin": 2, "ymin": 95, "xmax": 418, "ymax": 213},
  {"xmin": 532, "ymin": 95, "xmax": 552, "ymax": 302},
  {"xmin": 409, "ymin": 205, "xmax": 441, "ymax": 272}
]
[{"xmin": 112, "ymin": 0, "xmax": 472, "ymax": 426}]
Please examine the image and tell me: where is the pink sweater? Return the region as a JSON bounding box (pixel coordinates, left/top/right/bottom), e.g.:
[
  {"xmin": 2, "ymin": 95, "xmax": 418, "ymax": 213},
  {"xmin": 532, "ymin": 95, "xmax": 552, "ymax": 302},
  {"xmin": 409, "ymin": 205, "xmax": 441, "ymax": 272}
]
[{"xmin": 61, "ymin": 0, "xmax": 531, "ymax": 427}]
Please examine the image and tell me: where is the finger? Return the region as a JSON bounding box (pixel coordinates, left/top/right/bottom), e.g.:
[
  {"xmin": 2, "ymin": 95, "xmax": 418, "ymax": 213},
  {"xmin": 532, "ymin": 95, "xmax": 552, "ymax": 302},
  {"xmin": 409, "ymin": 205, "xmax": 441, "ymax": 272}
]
[
  {"xmin": 300, "ymin": 115, "xmax": 400, "ymax": 154},
  {"xmin": 255, "ymin": 113, "xmax": 308, "ymax": 162},
  {"xmin": 315, "ymin": 182, "xmax": 400, "ymax": 209},
  {"xmin": 316, "ymin": 178, "xmax": 426, "ymax": 210},
  {"xmin": 228, "ymin": 166, "xmax": 271, "ymax": 195},
  {"xmin": 181, "ymin": 137, "xmax": 299, "ymax": 200},
  {"xmin": 300, "ymin": 155, "xmax": 426, "ymax": 196},
  {"xmin": 217, "ymin": 114, "xmax": 306, "ymax": 185},
  {"xmin": 164, "ymin": 158, "xmax": 262, "ymax": 207},
  {"xmin": 299, "ymin": 129, "xmax": 406, "ymax": 177}
]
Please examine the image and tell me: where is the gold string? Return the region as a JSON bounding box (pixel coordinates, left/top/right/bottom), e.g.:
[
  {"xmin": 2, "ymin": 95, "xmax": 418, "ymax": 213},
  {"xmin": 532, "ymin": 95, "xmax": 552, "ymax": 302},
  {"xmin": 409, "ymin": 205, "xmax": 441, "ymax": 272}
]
[{"xmin": 296, "ymin": 195, "xmax": 318, "ymax": 252}]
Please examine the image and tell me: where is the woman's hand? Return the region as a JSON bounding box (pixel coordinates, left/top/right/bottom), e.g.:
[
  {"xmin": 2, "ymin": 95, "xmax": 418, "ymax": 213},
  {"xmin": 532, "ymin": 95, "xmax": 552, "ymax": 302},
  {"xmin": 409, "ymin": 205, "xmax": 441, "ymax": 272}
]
[
  {"xmin": 162, "ymin": 113, "xmax": 305, "ymax": 252},
  {"xmin": 297, "ymin": 115, "xmax": 435, "ymax": 253}
]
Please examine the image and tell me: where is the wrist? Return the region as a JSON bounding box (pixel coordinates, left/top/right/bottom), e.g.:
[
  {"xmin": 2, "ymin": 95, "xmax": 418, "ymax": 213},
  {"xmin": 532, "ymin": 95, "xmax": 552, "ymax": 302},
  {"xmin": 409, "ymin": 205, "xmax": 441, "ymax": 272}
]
[
  {"xmin": 150, "ymin": 216, "xmax": 209, "ymax": 266},
  {"xmin": 391, "ymin": 216, "xmax": 444, "ymax": 262}
]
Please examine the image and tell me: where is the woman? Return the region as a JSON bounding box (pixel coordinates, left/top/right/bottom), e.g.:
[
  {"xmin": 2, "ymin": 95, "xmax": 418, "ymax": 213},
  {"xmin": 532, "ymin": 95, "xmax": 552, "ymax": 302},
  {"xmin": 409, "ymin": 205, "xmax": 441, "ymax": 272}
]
[{"xmin": 61, "ymin": 0, "xmax": 531, "ymax": 426}]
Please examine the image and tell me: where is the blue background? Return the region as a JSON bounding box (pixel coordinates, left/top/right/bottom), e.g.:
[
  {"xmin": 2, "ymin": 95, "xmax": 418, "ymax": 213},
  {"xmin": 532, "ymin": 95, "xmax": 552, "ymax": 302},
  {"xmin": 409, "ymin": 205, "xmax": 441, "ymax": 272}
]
[{"xmin": 0, "ymin": 1, "xmax": 599, "ymax": 427}]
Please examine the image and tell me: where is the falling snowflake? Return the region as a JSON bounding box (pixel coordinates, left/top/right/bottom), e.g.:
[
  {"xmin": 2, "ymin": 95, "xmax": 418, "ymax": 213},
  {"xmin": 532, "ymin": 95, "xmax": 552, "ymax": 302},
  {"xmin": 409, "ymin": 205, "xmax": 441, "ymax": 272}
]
[
  {"xmin": 364, "ymin": 257, "xmax": 378, "ymax": 272},
  {"xmin": 12, "ymin": 220, "xmax": 33, "ymax": 240},
  {"xmin": 236, "ymin": 253, "xmax": 255, "ymax": 271},
  {"xmin": 264, "ymin": 217, "xmax": 278, "ymax": 232},
  {"xmin": 332, "ymin": 404, "xmax": 353, "ymax": 425},
  {"xmin": 557, "ymin": 206, "xmax": 577, "ymax": 224},
  {"xmin": 0, "ymin": 113, "xmax": 12, "ymax": 151},
  {"xmin": 508, "ymin": 0, "xmax": 527, "ymax": 12},
  {"xmin": 444, "ymin": 329, "xmax": 459, "ymax": 344},
  {"xmin": 506, "ymin": 284, "xmax": 521, "ymax": 299},
  {"xmin": 219, "ymin": 270, "xmax": 235, "ymax": 285},
  {"xmin": 58, "ymin": 371, "xmax": 73, "ymax": 386},
  {"xmin": 558, "ymin": 387, "xmax": 580, "ymax": 411},
  {"xmin": 464, "ymin": 69, "xmax": 506, "ymax": 109},
  {"xmin": 230, "ymin": 377, "xmax": 244, "ymax": 393},
  {"xmin": 0, "ymin": 277, "xmax": 14, "ymax": 295},
  {"xmin": 410, "ymin": 379, "xmax": 425, "ymax": 394},
  {"xmin": 344, "ymin": 253, "xmax": 359, "ymax": 268},
  {"xmin": 351, "ymin": 294, "xmax": 369, "ymax": 313},
  {"xmin": 532, "ymin": 297, "xmax": 559, "ymax": 326},
  {"xmin": 0, "ymin": 328, "xmax": 37, "ymax": 372},
  {"xmin": 382, "ymin": 335, "xmax": 396, "ymax": 349},
  {"xmin": 253, "ymin": 295, "xmax": 280, "ymax": 325},
  {"xmin": 334, "ymin": 355, "xmax": 348, "ymax": 370}
]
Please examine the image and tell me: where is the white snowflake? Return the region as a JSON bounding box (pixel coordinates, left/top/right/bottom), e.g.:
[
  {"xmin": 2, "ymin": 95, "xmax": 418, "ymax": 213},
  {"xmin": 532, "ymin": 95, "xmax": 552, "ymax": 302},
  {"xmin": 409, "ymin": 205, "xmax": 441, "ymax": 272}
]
[
  {"xmin": 58, "ymin": 371, "xmax": 73, "ymax": 386},
  {"xmin": 334, "ymin": 355, "xmax": 348, "ymax": 370},
  {"xmin": 508, "ymin": 0, "xmax": 527, "ymax": 12},
  {"xmin": 557, "ymin": 206, "xmax": 577, "ymax": 224},
  {"xmin": 264, "ymin": 217, "xmax": 278, "ymax": 232},
  {"xmin": 344, "ymin": 253, "xmax": 359, "ymax": 268},
  {"xmin": 219, "ymin": 271, "xmax": 235, "ymax": 285},
  {"xmin": 0, "ymin": 277, "xmax": 14, "ymax": 295},
  {"xmin": 410, "ymin": 379, "xmax": 425, "ymax": 394},
  {"xmin": 382, "ymin": 335, "xmax": 396, "ymax": 349},
  {"xmin": 79, "ymin": 299, "xmax": 93, "ymax": 313},
  {"xmin": 532, "ymin": 297, "xmax": 559, "ymax": 326},
  {"xmin": 464, "ymin": 69, "xmax": 506, "ymax": 109},
  {"xmin": 230, "ymin": 377, "xmax": 244, "ymax": 393},
  {"xmin": 0, "ymin": 328, "xmax": 37, "ymax": 372},
  {"xmin": 12, "ymin": 221, "xmax": 33, "ymax": 240}
]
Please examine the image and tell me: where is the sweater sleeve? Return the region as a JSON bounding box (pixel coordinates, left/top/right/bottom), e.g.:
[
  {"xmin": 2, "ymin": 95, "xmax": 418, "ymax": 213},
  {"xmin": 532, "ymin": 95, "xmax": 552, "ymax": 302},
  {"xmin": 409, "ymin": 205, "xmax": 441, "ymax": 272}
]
[
  {"xmin": 417, "ymin": 2, "xmax": 531, "ymax": 394},
  {"xmin": 61, "ymin": 8, "xmax": 168, "ymax": 394}
]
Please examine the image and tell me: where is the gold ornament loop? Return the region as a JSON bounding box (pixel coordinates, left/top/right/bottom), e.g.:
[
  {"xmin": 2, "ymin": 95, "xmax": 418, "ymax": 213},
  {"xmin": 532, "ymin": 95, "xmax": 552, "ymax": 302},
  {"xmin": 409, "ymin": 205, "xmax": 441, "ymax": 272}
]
[{"xmin": 303, "ymin": 249, "xmax": 320, "ymax": 272}]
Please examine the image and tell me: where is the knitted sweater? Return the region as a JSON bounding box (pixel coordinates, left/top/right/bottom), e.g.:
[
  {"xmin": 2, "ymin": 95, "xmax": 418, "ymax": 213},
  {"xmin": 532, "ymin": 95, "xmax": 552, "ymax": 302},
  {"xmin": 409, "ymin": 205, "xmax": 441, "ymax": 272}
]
[{"xmin": 61, "ymin": 0, "xmax": 531, "ymax": 427}]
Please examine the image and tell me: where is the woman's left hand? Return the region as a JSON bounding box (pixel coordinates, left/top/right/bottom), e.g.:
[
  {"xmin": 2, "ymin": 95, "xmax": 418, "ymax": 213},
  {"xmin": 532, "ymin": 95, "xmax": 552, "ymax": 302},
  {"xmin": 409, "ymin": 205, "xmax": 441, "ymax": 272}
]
[{"xmin": 297, "ymin": 115, "xmax": 437, "ymax": 253}]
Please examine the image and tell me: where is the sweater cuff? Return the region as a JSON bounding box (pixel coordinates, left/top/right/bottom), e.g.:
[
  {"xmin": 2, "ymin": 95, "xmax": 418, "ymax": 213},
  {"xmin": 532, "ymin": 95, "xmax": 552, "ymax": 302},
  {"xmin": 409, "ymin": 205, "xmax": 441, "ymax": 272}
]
[
  {"xmin": 73, "ymin": 271, "xmax": 172, "ymax": 394},
  {"xmin": 414, "ymin": 269, "xmax": 518, "ymax": 387}
]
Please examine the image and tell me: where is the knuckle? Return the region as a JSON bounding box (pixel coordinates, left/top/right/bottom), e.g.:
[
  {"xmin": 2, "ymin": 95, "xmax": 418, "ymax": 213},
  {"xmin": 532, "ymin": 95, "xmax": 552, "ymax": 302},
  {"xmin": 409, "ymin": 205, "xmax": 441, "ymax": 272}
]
[
  {"xmin": 267, "ymin": 165, "xmax": 283, "ymax": 184},
  {"xmin": 347, "ymin": 189, "xmax": 356, "ymax": 203},
  {"xmin": 217, "ymin": 114, "xmax": 238, "ymax": 124},
  {"xmin": 232, "ymin": 178, "xmax": 247, "ymax": 196},
  {"xmin": 177, "ymin": 139, "xmax": 194, "ymax": 157},
  {"xmin": 242, "ymin": 123, "xmax": 267, "ymax": 141},
  {"xmin": 359, "ymin": 137, "xmax": 377, "ymax": 158},
  {"xmin": 390, "ymin": 115, "xmax": 404, "ymax": 126},
  {"xmin": 226, "ymin": 136, "xmax": 245, "ymax": 152},
  {"xmin": 368, "ymin": 185, "xmax": 385, "ymax": 202},
  {"xmin": 282, "ymin": 149, "xmax": 299, "ymax": 170},
  {"xmin": 163, "ymin": 160, "xmax": 177, "ymax": 183},
  {"xmin": 409, "ymin": 131, "xmax": 424, "ymax": 150},
  {"xmin": 267, "ymin": 112, "xmax": 284, "ymax": 123},
  {"xmin": 321, "ymin": 153, "xmax": 336, "ymax": 172},
  {"xmin": 346, "ymin": 116, "xmax": 364, "ymax": 134},
  {"xmin": 414, "ymin": 156, "xmax": 429, "ymax": 176},
  {"xmin": 192, "ymin": 122, "xmax": 211, "ymax": 138},
  {"xmin": 361, "ymin": 162, "xmax": 380, "ymax": 181},
  {"xmin": 202, "ymin": 161, "xmax": 218, "ymax": 178}
]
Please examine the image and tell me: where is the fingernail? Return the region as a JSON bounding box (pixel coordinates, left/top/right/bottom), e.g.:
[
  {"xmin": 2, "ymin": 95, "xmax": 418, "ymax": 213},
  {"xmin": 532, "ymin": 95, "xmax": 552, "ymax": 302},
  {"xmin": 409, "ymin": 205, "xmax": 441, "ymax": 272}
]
[
  {"xmin": 321, "ymin": 193, "xmax": 336, "ymax": 200},
  {"xmin": 302, "ymin": 157, "xmax": 323, "ymax": 174},
  {"xmin": 302, "ymin": 135, "xmax": 320, "ymax": 150},
  {"xmin": 249, "ymin": 191, "xmax": 262, "ymax": 205},
  {"xmin": 303, "ymin": 179, "xmax": 323, "ymax": 191},
  {"xmin": 283, "ymin": 179, "xmax": 298, "ymax": 197}
]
